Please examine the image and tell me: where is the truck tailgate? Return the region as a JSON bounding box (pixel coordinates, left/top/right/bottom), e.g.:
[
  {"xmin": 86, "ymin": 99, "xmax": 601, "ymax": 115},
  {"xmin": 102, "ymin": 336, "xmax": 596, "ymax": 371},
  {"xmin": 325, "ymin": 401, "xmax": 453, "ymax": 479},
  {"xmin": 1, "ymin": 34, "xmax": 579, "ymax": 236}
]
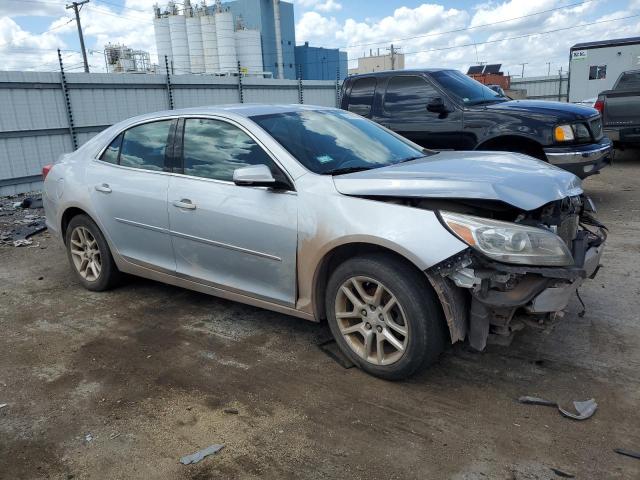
[{"xmin": 603, "ymin": 91, "xmax": 640, "ymax": 127}]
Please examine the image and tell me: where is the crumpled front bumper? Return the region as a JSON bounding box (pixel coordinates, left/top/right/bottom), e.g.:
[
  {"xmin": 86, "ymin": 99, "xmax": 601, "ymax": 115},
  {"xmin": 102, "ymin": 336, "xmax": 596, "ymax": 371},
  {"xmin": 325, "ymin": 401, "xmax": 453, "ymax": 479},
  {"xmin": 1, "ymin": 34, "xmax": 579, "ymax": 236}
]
[{"xmin": 426, "ymin": 223, "xmax": 606, "ymax": 351}]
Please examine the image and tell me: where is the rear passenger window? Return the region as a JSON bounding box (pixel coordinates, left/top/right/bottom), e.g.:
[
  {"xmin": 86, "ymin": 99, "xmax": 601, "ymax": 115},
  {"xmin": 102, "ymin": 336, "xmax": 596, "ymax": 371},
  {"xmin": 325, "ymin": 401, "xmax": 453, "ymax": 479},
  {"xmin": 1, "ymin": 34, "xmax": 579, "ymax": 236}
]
[
  {"xmin": 384, "ymin": 75, "xmax": 438, "ymax": 116},
  {"xmin": 182, "ymin": 118, "xmax": 281, "ymax": 182},
  {"xmin": 616, "ymin": 72, "xmax": 640, "ymax": 90},
  {"xmin": 347, "ymin": 78, "xmax": 377, "ymax": 117},
  {"xmin": 119, "ymin": 120, "xmax": 172, "ymax": 171},
  {"xmin": 100, "ymin": 133, "xmax": 122, "ymax": 164}
]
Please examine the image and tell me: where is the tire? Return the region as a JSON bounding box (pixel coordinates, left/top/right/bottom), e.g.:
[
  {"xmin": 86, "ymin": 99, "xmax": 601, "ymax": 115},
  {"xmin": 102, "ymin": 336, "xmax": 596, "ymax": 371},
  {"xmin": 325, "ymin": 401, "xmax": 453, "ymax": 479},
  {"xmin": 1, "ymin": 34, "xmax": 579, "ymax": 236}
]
[
  {"xmin": 65, "ymin": 214, "xmax": 121, "ymax": 291},
  {"xmin": 325, "ymin": 253, "xmax": 447, "ymax": 380}
]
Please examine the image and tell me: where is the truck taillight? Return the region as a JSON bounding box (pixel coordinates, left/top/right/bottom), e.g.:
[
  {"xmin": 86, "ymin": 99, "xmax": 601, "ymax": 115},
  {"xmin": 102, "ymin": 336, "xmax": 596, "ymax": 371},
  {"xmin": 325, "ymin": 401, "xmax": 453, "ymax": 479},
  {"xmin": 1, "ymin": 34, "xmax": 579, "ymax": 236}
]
[
  {"xmin": 42, "ymin": 164, "xmax": 53, "ymax": 180},
  {"xmin": 594, "ymin": 99, "xmax": 604, "ymax": 114}
]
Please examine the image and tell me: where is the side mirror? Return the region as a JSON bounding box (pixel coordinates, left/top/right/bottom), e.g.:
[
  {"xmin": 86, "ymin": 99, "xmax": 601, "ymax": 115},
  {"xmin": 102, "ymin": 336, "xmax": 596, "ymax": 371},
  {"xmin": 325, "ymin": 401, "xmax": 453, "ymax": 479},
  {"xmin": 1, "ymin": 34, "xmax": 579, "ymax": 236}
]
[
  {"xmin": 233, "ymin": 164, "xmax": 276, "ymax": 187},
  {"xmin": 427, "ymin": 97, "xmax": 448, "ymax": 113}
]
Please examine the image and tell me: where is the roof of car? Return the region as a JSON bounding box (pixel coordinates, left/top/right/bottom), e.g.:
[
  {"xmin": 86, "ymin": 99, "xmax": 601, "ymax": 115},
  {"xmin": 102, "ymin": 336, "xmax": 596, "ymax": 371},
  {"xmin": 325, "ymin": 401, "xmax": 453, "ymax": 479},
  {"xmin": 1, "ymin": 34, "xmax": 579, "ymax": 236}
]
[
  {"xmin": 347, "ymin": 69, "xmax": 453, "ymax": 79},
  {"xmin": 117, "ymin": 103, "xmax": 334, "ymax": 125}
]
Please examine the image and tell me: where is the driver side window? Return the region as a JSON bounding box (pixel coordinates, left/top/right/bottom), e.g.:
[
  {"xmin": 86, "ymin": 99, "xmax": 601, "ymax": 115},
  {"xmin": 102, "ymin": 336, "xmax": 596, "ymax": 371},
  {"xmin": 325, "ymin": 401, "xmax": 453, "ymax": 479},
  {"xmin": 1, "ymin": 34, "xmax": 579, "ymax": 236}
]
[{"xmin": 182, "ymin": 118, "xmax": 284, "ymax": 183}]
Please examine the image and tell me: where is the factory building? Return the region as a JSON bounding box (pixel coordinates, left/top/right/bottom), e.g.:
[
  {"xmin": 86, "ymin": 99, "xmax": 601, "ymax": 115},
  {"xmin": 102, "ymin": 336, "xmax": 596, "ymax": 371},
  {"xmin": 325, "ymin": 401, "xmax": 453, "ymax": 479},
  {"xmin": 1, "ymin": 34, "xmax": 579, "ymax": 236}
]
[
  {"xmin": 153, "ymin": 0, "xmax": 295, "ymax": 79},
  {"xmin": 294, "ymin": 42, "xmax": 347, "ymax": 81},
  {"xmin": 104, "ymin": 44, "xmax": 154, "ymax": 73}
]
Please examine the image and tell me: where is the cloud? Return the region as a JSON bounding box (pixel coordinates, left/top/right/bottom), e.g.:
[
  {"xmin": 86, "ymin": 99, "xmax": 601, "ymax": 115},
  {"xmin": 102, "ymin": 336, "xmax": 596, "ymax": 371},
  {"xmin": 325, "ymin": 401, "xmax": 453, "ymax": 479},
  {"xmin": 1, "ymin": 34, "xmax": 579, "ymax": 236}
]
[
  {"xmin": 316, "ymin": 0, "xmax": 343, "ymax": 13},
  {"xmin": 0, "ymin": 0, "xmax": 65, "ymax": 17}
]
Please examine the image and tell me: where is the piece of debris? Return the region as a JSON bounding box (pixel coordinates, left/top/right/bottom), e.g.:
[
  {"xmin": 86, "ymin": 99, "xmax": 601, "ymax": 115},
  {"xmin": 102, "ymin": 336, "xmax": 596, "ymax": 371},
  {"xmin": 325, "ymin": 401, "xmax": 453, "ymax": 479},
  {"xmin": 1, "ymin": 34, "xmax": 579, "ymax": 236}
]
[
  {"xmin": 84, "ymin": 433, "xmax": 93, "ymax": 443},
  {"xmin": 13, "ymin": 239, "xmax": 32, "ymax": 247},
  {"xmin": 180, "ymin": 444, "xmax": 225, "ymax": 465},
  {"xmin": 518, "ymin": 396, "xmax": 597, "ymax": 420},
  {"xmin": 0, "ymin": 403, "xmax": 7, "ymax": 409},
  {"xmin": 109, "ymin": 432, "xmax": 121, "ymax": 440},
  {"xmin": 550, "ymin": 466, "xmax": 575, "ymax": 478},
  {"xmin": 20, "ymin": 197, "xmax": 43, "ymax": 209},
  {"xmin": 318, "ymin": 339, "xmax": 354, "ymax": 369},
  {"xmin": 223, "ymin": 408, "xmax": 239, "ymax": 415},
  {"xmin": 614, "ymin": 448, "xmax": 640, "ymax": 460}
]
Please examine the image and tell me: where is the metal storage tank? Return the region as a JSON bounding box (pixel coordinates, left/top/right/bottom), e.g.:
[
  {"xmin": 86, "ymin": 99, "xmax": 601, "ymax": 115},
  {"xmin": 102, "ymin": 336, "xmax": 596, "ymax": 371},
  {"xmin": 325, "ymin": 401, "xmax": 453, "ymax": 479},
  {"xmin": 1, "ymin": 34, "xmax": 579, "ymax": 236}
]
[
  {"xmin": 153, "ymin": 14, "xmax": 173, "ymax": 70},
  {"xmin": 215, "ymin": 9, "xmax": 237, "ymax": 73},
  {"xmin": 200, "ymin": 13, "xmax": 219, "ymax": 73},
  {"xmin": 168, "ymin": 12, "xmax": 191, "ymax": 74},
  {"xmin": 186, "ymin": 10, "xmax": 205, "ymax": 74},
  {"xmin": 235, "ymin": 29, "xmax": 263, "ymax": 74}
]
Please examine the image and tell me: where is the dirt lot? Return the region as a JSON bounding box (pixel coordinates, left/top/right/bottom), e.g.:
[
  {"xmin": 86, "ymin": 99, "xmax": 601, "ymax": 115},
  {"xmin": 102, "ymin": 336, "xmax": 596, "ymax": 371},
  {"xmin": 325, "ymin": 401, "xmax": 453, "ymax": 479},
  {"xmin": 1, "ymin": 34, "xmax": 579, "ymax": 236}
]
[{"xmin": 1, "ymin": 152, "xmax": 639, "ymax": 480}]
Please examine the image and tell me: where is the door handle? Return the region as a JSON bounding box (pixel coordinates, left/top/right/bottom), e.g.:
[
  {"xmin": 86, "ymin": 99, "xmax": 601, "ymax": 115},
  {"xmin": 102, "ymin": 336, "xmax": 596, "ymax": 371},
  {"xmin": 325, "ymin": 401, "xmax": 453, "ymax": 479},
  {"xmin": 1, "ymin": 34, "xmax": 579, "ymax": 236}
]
[
  {"xmin": 172, "ymin": 199, "xmax": 197, "ymax": 210},
  {"xmin": 95, "ymin": 183, "xmax": 112, "ymax": 193}
]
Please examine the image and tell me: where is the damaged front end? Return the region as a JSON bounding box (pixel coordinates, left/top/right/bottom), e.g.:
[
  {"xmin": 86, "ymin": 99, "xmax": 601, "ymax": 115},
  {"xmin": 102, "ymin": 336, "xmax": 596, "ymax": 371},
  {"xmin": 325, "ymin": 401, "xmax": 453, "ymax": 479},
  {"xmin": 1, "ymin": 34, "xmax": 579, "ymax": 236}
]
[{"xmin": 426, "ymin": 194, "xmax": 606, "ymax": 350}]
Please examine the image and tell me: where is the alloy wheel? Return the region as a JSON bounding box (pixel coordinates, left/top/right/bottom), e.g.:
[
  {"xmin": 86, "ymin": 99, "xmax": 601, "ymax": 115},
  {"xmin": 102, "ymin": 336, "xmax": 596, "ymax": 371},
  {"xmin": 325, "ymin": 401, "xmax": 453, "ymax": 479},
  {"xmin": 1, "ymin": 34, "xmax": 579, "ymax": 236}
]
[
  {"xmin": 69, "ymin": 226, "xmax": 102, "ymax": 282},
  {"xmin": 334, "ymin": 276, "xmax": 409, "ymax": 365}
]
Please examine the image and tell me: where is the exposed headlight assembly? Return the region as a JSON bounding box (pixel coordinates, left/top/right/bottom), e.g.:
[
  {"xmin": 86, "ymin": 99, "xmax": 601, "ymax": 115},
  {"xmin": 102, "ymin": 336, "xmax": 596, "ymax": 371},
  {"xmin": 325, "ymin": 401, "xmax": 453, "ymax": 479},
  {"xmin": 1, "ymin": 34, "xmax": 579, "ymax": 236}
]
[
  {"xmin": 440, "ymin": 212, "xmax": 574, "ymax": 266},
  {"xmin": 554, "ymin": 124, "xmax": 575, "ymax": 142}
]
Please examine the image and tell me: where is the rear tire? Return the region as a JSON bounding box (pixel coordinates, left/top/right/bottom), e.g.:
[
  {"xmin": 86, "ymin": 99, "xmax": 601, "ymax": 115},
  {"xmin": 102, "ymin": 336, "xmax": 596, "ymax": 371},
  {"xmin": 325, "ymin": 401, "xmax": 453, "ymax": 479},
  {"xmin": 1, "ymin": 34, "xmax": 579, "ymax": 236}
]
[
  {"xmin": 65, "ymin": 214, "xmax": 121, "ymax": 291},
  {"xmin": 325, "ymin": 253, "xmax": 447, "ymax": 380}
]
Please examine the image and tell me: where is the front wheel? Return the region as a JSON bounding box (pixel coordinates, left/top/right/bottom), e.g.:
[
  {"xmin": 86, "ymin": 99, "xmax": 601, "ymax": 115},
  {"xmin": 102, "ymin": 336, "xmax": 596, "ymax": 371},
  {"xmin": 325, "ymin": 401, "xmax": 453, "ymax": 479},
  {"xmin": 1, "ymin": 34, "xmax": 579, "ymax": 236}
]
[
  {"xmin": 325, "ymin": 254, "xmax": 447, "ymax": 380},
  {"xmin": 65, "ymin": 214, "xmax": 121, "ymax": 291}
]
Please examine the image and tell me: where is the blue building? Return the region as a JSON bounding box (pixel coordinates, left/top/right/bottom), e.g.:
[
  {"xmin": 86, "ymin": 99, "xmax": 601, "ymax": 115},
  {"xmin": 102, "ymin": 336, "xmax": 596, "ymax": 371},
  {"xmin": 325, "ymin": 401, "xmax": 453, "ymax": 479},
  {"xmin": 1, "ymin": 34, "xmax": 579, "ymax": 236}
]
[
  {"xmin": 294, "ymin": 42, "xmax": 348, "ymax": 80},
  {"xmin": 208, "ymin": 0, "xmax": 296, "ymax": 80}
]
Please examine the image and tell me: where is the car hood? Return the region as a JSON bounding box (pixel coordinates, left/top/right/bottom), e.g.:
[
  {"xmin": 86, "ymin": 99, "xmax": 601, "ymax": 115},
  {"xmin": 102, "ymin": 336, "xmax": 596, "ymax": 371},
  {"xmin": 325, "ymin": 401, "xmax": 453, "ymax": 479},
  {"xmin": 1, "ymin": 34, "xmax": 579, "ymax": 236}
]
[
  {"xmin": 483, "ymin": 99, "xmax": 599, "ymax": 121},
  {"xmin": 332, "ymin": 151, "xmax": 583, "ymax": 211}
]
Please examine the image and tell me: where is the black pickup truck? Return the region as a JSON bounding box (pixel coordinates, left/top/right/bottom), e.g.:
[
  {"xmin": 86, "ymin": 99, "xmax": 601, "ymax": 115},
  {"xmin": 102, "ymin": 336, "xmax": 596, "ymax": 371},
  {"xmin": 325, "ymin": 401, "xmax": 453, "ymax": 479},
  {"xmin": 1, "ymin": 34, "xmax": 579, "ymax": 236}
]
[
  {"xmin": 595, "ymin": 69, "xmax": 640, "ymax": 147},
  {"xmin": 341, "ymin": 69, "xmax": 612, "ymax": 178}
]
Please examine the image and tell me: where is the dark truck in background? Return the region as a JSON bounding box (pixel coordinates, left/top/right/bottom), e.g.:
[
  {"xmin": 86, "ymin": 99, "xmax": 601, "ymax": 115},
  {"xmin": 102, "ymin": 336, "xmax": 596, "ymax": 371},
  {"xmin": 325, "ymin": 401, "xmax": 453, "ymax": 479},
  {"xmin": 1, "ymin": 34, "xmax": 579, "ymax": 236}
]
[
  {"xmin": 595, "ymin": 69, "xmax": 640, "ymax": 147},
  {"xmin": 341, "ymin": 69, "xmax": 612, "ymax": 178}
]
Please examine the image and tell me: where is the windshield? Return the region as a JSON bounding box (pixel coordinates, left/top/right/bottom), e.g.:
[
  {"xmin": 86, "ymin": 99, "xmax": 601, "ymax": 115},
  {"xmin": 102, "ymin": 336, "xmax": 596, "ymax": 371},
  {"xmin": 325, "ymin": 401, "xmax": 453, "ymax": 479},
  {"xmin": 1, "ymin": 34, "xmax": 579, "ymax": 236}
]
[
  {"xmin": 431, "ymin": 70, "xmax": 507, "ymax": 106},
  {"xmin": 251, "ymin": 109, "xmax": 429, "ymax": 174}
]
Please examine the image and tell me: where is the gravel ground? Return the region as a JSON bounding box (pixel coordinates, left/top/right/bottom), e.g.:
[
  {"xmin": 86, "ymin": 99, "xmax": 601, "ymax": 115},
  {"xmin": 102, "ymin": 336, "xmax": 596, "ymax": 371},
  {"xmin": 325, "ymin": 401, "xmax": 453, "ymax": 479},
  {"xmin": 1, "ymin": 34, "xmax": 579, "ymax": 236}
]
[{"xmin": 1, "ymin": 152, "xmax": 639, "ymax": 480}]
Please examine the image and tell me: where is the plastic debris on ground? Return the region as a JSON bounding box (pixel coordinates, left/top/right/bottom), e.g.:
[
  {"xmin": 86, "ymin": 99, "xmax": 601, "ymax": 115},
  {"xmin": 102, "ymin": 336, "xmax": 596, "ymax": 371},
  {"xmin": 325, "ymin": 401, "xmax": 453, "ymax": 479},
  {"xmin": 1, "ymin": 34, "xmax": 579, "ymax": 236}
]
[
  {"xmin": 0, "ymin": 193, "xmax": 47, "ymax": 247},
  {"xmin": 0, "ymin": 403, "xmax": 7, "ymax": 409},
  {"xmin": 550, "ymin": 466, "xmax": 575, "ymax": 478},
  {"xmin": 180, "ymin": 444, "xmax": 225, "ymax": 465},
  {"xmin": 613, "ymin": 448, "xmax": 640, "ymax": 460},
  {"xmin": 518, "ymin": 395, "xmax": 598, "ymax": 420}
]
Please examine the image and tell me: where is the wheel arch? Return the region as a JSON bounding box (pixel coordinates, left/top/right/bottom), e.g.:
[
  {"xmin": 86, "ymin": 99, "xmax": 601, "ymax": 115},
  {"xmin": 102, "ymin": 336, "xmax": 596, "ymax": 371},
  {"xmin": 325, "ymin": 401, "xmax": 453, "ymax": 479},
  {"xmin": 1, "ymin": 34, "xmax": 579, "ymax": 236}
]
[
  {"xmin": 311, "ymin": 242, "xmax": 435, "ymax": 324},
  {"xmin": 60, "ymin": 206, "xmax": 95, "ymax": 244},
  {"xmin": 475, "ymin": 134, "xmax": 546, "ymax": 160}
]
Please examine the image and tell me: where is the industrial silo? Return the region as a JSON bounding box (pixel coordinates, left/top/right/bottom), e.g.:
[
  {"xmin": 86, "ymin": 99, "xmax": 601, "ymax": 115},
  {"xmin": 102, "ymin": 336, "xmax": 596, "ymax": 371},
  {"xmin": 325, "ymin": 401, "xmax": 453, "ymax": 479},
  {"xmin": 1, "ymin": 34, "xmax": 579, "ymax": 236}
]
[
  {"xmin": 200, "ymin": 12, "xmax": 219, "ymax": 74},
  {"xmin": 186, "ymin": 8, "xmax": 205, "ymax": 74},
  {"xmin": 153, "ymin": 6, "xmax": 172, "ymax": 70},
  {"xmin": 168, "ymin": 5, "xmax": 191, "ymax": 74},
  {"xmin": 215, "ymin": 9, "xmax": 237, "ymax": 73},
  {"xmin": 235, "ymin": 29, "xmax": 263, "ymax": 74}
]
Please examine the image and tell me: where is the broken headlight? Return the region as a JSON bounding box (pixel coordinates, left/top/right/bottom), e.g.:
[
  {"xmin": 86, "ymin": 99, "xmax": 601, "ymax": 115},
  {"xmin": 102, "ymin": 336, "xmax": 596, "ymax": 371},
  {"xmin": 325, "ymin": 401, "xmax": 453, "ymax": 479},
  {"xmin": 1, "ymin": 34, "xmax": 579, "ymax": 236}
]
[{"xmin": 440, "ymin": 212, "xmax": 573, "ymax": 266}]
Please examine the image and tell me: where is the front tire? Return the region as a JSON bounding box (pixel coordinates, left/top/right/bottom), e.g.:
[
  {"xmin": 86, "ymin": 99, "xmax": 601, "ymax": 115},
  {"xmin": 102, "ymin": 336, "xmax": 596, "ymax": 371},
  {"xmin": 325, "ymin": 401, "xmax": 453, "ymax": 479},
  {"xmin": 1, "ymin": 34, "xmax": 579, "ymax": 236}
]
[
  {"xmin": 325, "ymin": 253, "xmax": 447, "ymax": 380},
  {"xmin": 65, "ymin": 214, "xmax": 120, "ymax": 291}
]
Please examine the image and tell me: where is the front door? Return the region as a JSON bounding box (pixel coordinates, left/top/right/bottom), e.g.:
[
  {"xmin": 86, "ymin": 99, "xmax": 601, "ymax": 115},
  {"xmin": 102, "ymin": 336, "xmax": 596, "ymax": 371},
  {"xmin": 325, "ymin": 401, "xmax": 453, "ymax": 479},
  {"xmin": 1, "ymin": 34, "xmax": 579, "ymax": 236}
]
[
  {"xmin": 167, "ymin": 117, "xmax": 298, "ymax": 306},
  {"xmin": 86, "ymin": 119, "xmax": 176, "ymax": 272},
  {"xmin": 377, "ymin": 75, "xmax": 464, "ymax": 149}
]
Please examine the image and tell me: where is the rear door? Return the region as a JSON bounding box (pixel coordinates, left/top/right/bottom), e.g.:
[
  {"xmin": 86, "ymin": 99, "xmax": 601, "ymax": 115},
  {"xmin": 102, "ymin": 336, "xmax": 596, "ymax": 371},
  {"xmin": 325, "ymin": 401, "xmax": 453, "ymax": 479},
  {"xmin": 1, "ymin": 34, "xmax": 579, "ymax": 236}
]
[
  {"xmin": 345, "ymin": 77, "xmax": 377, "ymax": 118},
  {"xmin": 378, "ymin": 74, "xmax": 464, "ymax": 149},
  {"xmin": 86, "ymin": 119, "xmax": 176, "ymax": 272},
  {"xmin": 167, "ymin": 117, "xmax": 298, "ymax": 306}
]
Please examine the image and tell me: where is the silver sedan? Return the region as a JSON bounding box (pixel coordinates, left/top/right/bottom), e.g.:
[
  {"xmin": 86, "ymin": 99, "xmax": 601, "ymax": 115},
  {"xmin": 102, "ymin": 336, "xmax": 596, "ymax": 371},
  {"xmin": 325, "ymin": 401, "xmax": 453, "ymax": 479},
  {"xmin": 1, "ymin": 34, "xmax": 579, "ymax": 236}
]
[{"xmin": 43, "ymin": 104, "xmax": 606, "ymax": 379}]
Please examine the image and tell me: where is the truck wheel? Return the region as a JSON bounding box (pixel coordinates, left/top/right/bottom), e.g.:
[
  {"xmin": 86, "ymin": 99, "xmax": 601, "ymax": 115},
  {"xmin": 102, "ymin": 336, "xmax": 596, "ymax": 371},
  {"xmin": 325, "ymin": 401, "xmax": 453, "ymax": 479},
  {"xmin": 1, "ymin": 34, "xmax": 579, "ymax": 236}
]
[
  {"xmin": 65, "ymin": 214, "xmax": 121, "ymax": 291},
  {"xmin": 325, "ymin": 253, "xmax": 447, "ymax": 380}
]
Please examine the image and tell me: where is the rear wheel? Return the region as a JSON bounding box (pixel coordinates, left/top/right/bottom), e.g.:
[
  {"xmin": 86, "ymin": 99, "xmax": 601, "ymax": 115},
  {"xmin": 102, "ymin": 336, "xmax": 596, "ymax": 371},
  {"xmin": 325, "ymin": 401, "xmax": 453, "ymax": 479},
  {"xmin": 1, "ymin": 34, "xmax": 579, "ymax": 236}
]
[
  {"xmin": 65, "ymin": 214, "xmax": 120, "ymax": 291},
  {"xmin": 325, "ymin": 253, "xmax": 447, "ymax": 380}
]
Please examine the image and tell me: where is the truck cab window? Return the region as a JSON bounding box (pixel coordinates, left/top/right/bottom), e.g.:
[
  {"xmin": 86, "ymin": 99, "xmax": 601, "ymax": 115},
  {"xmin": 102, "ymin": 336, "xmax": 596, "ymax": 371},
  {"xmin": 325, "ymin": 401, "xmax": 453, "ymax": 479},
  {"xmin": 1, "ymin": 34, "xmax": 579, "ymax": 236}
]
[{"xmin": 347, "ymin": 78, "xmax": 377, "ymax": 117}]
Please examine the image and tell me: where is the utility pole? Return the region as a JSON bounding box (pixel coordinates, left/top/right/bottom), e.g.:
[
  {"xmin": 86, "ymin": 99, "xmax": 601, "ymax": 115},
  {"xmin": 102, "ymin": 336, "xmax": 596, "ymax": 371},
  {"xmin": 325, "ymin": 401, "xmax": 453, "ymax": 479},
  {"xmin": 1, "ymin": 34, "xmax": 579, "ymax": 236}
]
[
  {"xmin": 66, "ymin": 0, "xmax": 90, "ymax": 73},
  {"xmin": 387, "ymin": 44, "xmax": 398, "ymax": 71},
  {"xmin": 519, "ymin": 62, "xmax": 528, "ymax": 78}
]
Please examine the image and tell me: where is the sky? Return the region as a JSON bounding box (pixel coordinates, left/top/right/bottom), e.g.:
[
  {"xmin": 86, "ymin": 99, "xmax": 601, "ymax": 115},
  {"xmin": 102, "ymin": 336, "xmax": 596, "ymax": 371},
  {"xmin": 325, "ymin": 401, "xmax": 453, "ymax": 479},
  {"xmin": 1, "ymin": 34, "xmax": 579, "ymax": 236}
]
[{"xmin": 1, "ymin": 0, "xmax": 639, "ymax": 76}]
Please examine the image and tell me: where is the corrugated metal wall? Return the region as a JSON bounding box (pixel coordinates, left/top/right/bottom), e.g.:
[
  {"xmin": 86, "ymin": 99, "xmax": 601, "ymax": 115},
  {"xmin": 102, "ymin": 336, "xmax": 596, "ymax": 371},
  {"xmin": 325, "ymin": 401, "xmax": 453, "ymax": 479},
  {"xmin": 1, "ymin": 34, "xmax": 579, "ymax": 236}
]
[
  {"xmin": 0, "ymin": 71, "xmax": 339, "ymax": 195},
  {"xmin": 510, "ymin": 74, "xmax": 569, "ymax": 102}
]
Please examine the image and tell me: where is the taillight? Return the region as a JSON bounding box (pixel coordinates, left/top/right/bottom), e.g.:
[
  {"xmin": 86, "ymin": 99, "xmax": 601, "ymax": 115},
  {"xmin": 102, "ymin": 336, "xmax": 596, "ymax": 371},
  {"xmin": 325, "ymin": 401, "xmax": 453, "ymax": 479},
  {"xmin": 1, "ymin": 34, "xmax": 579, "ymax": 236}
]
[
  {"xmin": 594, "ymin": 99, "xmax": 604, "ymax": 114},
  {"xmin": 42, "ymin": 164, "xmax": 53, "ymax": 180}
]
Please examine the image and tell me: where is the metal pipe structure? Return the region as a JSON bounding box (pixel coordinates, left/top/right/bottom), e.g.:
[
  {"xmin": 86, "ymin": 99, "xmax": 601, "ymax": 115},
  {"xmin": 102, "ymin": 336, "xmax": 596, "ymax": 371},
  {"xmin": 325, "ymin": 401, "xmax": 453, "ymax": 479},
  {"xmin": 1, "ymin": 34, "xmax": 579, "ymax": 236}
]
[{"xmin": 273, "ymin": 0, "xmax": 284, "ymax": 79}]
